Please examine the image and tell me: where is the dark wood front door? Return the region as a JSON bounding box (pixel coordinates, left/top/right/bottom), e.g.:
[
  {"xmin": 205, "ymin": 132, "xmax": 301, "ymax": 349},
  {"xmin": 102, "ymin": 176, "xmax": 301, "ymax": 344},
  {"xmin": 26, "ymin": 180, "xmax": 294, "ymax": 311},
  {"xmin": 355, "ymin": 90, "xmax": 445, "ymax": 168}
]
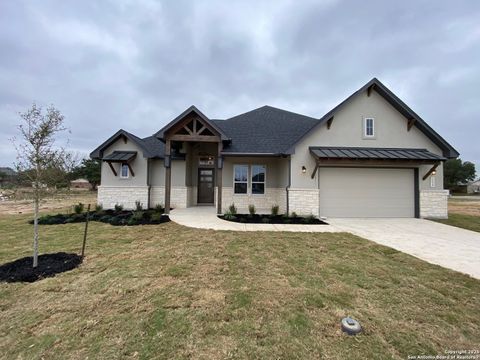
[{"xmin": 198, "ymin": 168, "xmax": 214, "ymax": 204}]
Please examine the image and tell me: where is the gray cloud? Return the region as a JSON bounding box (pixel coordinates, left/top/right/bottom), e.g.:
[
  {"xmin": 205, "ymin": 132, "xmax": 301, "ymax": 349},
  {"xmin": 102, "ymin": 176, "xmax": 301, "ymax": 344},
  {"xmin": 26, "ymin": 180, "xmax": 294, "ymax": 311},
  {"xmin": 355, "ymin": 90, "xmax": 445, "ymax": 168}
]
[{"xmin": 0, "ymin": 0, "xmax": 479, "ymax": 171}]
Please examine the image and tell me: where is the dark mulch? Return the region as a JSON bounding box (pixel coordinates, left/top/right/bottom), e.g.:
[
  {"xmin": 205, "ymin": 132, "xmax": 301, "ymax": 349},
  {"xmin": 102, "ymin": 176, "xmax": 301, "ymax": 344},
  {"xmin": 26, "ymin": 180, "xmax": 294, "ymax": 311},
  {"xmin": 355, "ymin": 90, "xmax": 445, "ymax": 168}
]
[
  {"xmin": 0, "ymin": 252, "xmax": 83, "ymax": 283},
  {"xmin": 218, "ymin": 214, "xmax": 328, "ymax": 225}
]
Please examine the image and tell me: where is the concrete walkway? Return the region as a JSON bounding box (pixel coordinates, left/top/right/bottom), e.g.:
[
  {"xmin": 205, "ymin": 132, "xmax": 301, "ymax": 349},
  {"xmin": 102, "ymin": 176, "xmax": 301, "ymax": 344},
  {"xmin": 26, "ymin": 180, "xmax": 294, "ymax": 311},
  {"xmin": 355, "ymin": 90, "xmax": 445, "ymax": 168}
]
[
  {"xmin": 328, "ymin": 218, "xmax": 480, "ymax": 279},
  {"xmin": 169, "ymin": 207, "xmax": 340, "ymax": 232}
]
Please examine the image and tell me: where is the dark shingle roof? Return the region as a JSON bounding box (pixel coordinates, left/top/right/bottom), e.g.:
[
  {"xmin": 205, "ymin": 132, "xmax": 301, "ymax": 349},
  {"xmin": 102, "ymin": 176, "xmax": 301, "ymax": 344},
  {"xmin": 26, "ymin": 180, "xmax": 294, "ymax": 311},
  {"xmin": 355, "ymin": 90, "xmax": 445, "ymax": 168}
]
[
  {"xmin": 212, "ymin": 106, "xmax": 319, "ymax": 155},
  {"xmin": 310, "ymin": 147, "xmax": 446, "ymax": 161}
]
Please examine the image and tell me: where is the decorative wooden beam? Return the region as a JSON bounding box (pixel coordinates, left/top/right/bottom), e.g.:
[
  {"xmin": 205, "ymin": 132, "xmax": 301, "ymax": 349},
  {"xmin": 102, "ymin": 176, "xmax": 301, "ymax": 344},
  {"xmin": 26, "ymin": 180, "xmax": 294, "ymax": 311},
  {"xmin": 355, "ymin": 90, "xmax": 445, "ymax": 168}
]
[
  {"xmin": 422, "ymin": 163, "xmax": 439, "ymax": 181},
  {"xmin": 169, "ymin": 134, "xmax": 220, "ymax": 142},
  {"xmin": 326, "ymin": 116, "xmax": 334, "ymax": 130},
  {"xmin": 127, "ymin": 163, "xmax": 135, "ymax": 177},
  {"xmin": 107, "ymin": 161, "xmax": 117, "ymax": 176},
  {"xmin": 311, "ymin": 164, "xmax": 319, "ymax": 179},
  {"xmin": 367, "ymin": 83, "xmax": 376, "ymax": 97},
  {"xmin": 197, "ymin": 125, "xmax": 206, "ymax": 135},
  {"xmin": 407, "ymin": 118, "xmax": 416, "ymax": 131},
  {"xmin": 121, "ymin": 134, "xmax": 128, "ymax": 144}
]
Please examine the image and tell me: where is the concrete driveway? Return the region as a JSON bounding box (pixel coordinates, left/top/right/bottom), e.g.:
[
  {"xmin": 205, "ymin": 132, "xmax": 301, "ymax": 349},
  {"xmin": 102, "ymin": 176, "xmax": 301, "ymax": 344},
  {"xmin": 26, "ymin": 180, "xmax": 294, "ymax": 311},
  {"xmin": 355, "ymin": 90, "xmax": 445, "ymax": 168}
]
[{"xmin": 328, "ymin": 218, "xmax": 480, "ymax": 279}]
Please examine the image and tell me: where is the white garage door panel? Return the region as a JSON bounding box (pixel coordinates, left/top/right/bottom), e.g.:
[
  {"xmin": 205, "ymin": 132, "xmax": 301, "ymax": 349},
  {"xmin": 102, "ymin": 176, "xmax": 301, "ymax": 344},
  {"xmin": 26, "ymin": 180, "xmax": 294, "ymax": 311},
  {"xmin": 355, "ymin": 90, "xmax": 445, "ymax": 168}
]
[{"xmin": 319, "ymin": 168, "xmax": 415, "ymax": 218}]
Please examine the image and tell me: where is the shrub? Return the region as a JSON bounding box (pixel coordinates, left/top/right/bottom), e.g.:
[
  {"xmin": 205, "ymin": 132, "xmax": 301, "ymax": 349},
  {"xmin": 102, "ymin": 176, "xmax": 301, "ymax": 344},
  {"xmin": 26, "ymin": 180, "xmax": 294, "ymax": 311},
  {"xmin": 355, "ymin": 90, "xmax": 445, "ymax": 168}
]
[
  {"xmin": 135, "ymin": 200, "xmax": 143, "ymax": 211},
  {"xmin": 114, "ymin": 204, "xmax": 124, "ymax": 212},
  {"xmin": 150, "ymin": 213, "xmax": 163, "ymax": 223},
  {"xmin": 261, "ymin": 217, "xmax": 270, "ymax": 224},
  {"xmin": 228, "ymin": 203, "xmax": 237, "ymax": 215},
  {"xmin": 109, "ymin": 216, "xmax": 123, "ymax": 226},
  {"xmin": 154, "ymin": 203, "xmax": 164, "ymax": 213},
  {"xmin": 73, "ymin": 203, "xmax": 84, "ymax": 214},
  {"xmin": 100, "ymin": 215, "xmax": 112, "ymax": 223},
  {"xmin": 248, "ymin": 204, "xmax": 256, "ymax": 216},
  {"xmin": 132, "ymin": 211, "xmax": 144, "ymax": 221},
  {"xmin": 224, "ymin": 211, "xmax": 236, "ymax": 221},
  {"xmin": 127, "ymin": 218, "xmax": 139, "ymax": 226},
  {"xmin": 71, "ymin": 214, "xmax": 85, "ymax": 223},
  {"xmin": 271, "ymin": 204, "xmax": 279, "ymax": 216},
  {"xmin": 290, "ymin": 211, "xmax": 298, "ymax": 218},
  {"xmin": 303, "ymin": 214, "xmax": 316, "ymax": 224},
  {"xmin": 95, "ymin": 204, "xmax": 103, "ymax": 212}
]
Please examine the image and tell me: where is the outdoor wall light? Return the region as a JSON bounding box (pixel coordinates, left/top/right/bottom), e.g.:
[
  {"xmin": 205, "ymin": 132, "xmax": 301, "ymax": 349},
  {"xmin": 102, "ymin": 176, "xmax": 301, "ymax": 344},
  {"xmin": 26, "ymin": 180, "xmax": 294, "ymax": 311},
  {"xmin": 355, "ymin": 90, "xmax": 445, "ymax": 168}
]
[
  {"xmin": 302, "ymin": 166, "xmax": 307, "ymax": 173},
  {"xmin": 432, "ymin": 170, "xmax": 437, "ymax": 176}
]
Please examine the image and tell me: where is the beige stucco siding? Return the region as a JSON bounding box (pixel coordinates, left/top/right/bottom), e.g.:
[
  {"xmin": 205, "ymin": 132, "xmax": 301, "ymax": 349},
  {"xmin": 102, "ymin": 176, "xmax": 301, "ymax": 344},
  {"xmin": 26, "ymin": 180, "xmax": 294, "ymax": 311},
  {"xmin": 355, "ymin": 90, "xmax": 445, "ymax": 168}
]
[
  {"xmin": 290, "ymin": 90, "xmax": 445, "ymax": 190},
  {"xmin": 99, "ymin": 138, "xmax": 149, "ymax": 186}
]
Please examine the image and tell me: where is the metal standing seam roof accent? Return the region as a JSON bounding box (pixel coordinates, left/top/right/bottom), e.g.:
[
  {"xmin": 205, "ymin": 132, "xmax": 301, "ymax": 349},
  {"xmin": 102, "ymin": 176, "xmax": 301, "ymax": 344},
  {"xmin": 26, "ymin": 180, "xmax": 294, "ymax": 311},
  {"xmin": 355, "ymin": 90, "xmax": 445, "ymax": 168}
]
[
  {"xmin": 309, "ymin": 147, "xmax": 446, "ymax": 161},
  {"xmin": 102, "ymin": 151, "xmax": 137, "ymax": 162}
]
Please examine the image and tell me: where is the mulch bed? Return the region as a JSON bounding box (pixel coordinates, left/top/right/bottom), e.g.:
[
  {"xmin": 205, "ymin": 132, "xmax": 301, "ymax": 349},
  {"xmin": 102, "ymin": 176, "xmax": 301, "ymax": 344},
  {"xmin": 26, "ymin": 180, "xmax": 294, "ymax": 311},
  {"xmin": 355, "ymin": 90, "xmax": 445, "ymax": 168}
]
[
  {"xmin": 218, "ymin": 214, "xmax": 328, "ymax": 225},
  {"xmin": 0, "ymin": 252, "xmax": 83, "ymax": 283}
]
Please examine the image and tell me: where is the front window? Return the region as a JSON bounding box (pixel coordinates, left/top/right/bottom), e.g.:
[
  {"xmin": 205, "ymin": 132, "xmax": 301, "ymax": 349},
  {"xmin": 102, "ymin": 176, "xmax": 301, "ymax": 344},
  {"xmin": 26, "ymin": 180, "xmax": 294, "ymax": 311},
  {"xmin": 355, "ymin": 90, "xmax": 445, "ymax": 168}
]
[
  {"xmin": 234, "ymin": 165, "xmax": 248, "ymax": 194},
  {"xmin": 364, "ymin": 117, "xmax": 375, "ymax": 137},
  {"xmin": 120, "ymin": 163, "xmax": 129, "ymax": 178},
  {"xmin": 251, "ymin": 165, "xmax": 265, "ymax": 194}
]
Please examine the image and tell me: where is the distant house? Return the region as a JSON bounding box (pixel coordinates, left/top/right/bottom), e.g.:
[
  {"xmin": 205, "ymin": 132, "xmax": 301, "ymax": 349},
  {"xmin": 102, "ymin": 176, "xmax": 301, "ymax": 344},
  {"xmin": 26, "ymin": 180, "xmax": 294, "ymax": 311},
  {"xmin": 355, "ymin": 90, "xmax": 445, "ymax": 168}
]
[
  {"xmin": 70, "ymin": 178, "xmax": 92, "ymax": 190},
  {"xmin": 467, "ymin": 180, "xmax": 480, "ymax": 194},
  {"xmin": 0, "ymin": 167, "xmax": 16, "ymax": 186},
  {"xmin": 90, "ymin": 78, "xmax": 458, "ymax": 219},
  {"xmin": 0, "ymin": 167, "xmax": 16, "ymax": 176}
]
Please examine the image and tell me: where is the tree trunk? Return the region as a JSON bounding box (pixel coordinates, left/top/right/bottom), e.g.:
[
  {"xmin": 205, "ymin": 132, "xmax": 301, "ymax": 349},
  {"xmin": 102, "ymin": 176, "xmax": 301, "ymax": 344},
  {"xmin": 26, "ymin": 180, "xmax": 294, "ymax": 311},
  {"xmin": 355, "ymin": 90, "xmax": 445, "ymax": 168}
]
[{"xmin": 33, "ymin": 186, "xmax": 39, "ymax": 268}]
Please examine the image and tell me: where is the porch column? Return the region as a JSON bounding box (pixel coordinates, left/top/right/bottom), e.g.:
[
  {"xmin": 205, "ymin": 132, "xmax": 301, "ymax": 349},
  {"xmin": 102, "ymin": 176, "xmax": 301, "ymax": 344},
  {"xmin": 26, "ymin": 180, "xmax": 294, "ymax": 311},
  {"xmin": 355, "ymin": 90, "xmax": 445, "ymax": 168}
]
[
  {"xmin": 164, "ymin": 139, "xmax": 171, "ymax": 215},
  {"xmin": 217, "ymin": 142, "xmax": 223, "ymax": 214}
]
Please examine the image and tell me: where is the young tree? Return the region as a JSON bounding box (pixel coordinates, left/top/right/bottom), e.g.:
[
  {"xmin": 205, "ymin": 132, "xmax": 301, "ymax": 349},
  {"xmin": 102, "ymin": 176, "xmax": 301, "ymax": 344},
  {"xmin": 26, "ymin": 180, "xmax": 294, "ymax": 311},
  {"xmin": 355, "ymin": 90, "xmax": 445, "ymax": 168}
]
[
  {"xmin": 11, "ymin": 103, "xmax": 68, "ymax": 268},
  {"xmin": 444, "ymin": 158, "xmax": 476, "ymax": 188}
]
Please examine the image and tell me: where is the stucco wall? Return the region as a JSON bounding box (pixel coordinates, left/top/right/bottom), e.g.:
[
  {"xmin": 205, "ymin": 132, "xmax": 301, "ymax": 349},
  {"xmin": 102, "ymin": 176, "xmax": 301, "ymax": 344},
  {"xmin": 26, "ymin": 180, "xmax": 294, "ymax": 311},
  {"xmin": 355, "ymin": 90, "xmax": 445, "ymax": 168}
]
[{"xmin": 290, "ymin": 90, "xmax": 446, "ymax": 190}]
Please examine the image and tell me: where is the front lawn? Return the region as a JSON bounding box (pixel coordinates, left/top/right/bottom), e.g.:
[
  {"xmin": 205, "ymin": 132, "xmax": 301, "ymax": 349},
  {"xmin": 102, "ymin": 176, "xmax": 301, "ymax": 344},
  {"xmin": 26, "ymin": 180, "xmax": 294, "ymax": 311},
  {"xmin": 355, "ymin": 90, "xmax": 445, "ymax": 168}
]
[
  {"xmin": 433, "ymin": 213, "xmax": 480, "ymax": 233},
  {"xmin": 0, "ymin": 213, "xmax": 479, "ymax": 359}
]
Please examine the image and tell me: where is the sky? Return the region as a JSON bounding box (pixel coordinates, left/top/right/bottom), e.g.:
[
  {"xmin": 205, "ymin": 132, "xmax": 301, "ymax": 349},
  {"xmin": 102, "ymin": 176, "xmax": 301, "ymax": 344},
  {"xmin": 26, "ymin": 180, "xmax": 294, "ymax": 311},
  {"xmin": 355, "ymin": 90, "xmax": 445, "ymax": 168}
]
[{"xmin": 0, "ymin": 0, "xmax": 479, "ymax": 173}]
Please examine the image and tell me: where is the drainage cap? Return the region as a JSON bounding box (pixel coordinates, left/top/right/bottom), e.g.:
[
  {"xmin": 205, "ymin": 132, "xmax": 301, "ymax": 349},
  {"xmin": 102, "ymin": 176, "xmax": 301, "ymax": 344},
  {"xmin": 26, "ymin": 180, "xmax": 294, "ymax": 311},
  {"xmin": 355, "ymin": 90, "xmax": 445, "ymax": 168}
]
[{"xmin": 341, "ymin": 317, "xmax": 362, "ymax": 335}]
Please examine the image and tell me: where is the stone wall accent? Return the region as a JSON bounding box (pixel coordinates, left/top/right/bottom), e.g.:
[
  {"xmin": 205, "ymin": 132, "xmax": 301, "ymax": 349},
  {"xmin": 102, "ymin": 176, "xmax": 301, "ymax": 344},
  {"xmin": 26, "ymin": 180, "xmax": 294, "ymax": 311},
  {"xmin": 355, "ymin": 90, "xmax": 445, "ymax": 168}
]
[
  {"xmin": 171, "ymin": 186, "xmax": 188, "ymax": 208},
  {"xmin": 420, "ymin": 190, "xmax": 449, "ymax": 219},
  {"xmin": 97, "ymin": 186, "xmax": 149, "ymax": 210},
  {"xmin": 288, "ymin": 188, "xmax": 319, "ymax": 216},
  {"xmin": 150, "ymin": 186, "xmax": 165, "ymax": 208},
  {"xmin": 221, "ymin": 187, "xmax": 287, "ymax": 214}
]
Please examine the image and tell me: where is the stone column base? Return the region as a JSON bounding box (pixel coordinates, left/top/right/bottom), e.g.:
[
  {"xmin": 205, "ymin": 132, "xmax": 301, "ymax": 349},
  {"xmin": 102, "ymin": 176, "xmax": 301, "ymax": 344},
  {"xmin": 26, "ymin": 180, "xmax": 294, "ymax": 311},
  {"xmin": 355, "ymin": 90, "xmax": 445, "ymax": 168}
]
[
  {"xmin": 420, "ymin": 190, "xmax": 449, "ymax": 219},
  {"xmin": 287, "ymin": 188, "xmax": 319, "ymax": 216}
]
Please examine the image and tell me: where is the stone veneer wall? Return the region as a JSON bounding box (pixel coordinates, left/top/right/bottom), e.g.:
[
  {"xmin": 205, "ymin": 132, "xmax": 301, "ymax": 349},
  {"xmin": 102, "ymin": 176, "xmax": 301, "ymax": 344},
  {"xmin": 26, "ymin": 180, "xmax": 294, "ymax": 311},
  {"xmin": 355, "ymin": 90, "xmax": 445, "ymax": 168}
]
[
  {"xmin": 97, "ymin": 186, "xmax": 149, "ymax": 210},
  {"xmin": 420, "ymin": 190, "xmax": 449, "ymax": 219},
  {"xmin": 221, "ymin": 187, "xmax": 287, "ymax": 214},
  {"xmin": 287, "ymin": 188, "xmax": 319, "ymax": 216},
  {"xmin": 150, "ymin": 186, "xmax": 189, "ymax": 209},
  {"xmin": 150, "ymin": 186, "xmax": 165, "ymax": 208}
]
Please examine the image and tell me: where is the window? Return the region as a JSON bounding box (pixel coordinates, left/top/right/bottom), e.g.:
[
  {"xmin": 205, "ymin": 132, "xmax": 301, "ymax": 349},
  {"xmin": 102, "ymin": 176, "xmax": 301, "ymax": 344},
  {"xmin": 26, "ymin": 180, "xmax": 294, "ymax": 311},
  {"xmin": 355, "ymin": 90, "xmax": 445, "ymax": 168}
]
[
  {"xmin": 120, "ymin": 163, "xmax": 129, "ymax": 178},
  {"xmin": 430, "ymin": 175, "xmax": 436, "ymax": 188},
  {"xmin": 364, "ymin": 117, "xmax": 375, "ymax": 138},
  {"xmin": 251, "ymin": 165, "xmax": 266, "ymax": 194},
  {"xmin": 233, "ymin": 165, "xmax": 248, "ymax": 194}
]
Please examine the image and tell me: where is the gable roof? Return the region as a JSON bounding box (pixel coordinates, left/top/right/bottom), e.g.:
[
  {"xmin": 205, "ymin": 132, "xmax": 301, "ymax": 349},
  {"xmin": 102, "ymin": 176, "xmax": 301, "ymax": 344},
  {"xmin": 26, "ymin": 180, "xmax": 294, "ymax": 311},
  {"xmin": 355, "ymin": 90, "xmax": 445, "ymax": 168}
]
[
  {"xmin": 213, "ymin": 105, "xmax": 319, "ymax": 155},
  {"xmin": 90, "ymin": 129, "xmax": 164, "ymax": 159},
  {"xmin": 154, "ymin": 105, "xmax": 230, "ymax": 141},
  {"xmin": 292, "ymin": 78, "xmax": 458, "ymax": 158}
]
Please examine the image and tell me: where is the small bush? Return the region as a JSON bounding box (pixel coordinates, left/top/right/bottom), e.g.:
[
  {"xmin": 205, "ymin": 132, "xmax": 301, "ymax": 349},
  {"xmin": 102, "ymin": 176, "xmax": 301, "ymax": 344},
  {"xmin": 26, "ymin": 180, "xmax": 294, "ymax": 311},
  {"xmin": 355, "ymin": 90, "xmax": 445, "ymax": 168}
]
[
  {"xmin": 73, "ymin": 203, "xmax": 84, "ymax": 214},
  {"xmin": 303, "ymin": 214, "xmax": 316, "ymax": 224},
  {"xmin": 127, "ymin": 218, "xmax": 139, "ymax": 226},
  {"xmin": 95, "ymin": 204, "xmax": 103, "ymax": 212},
  {"xmin": 132, "ymin": 211, "xmax": 144, "ymax": 221},
  {"xmin": 71, "ymin": 214, "xmax": 85, "ymax": 223},
  {"xmin": 154, "ymin": 203, "xmax": 164, "ymax": 213},
  {"xmin": 271, "ymin": 204, "xmax": 279, "ymax": 216},
  {"xmin": 150, "ymin": 213, "xmax": 163, "ymax": 223},
  {"xmin": 109, "ymin": 216, "xmax": 123, "ymax": 226},
  {"xmin": 224, "ymin": 211, "xmax": 236, "ymax": 221},
  {"xmin": 290, "ymin": 211, "xmax": 298, "ymax": 218},
  {"xmin": 228, "ymin": 203, "xmax": 237, "ymax": 215},
  {"xmin": 135, "ymin": 200, "xmax": 143, "ymax": 211},
  {"xmin": 248, "ymin": 204, "xmax": 256, "ymax": 216},
  {"xmin": 114, "ymin": 204, "xmax": 124, "ymax": 212},
  {"xmin": 100, "ymin": 215, "xmax": 112, "ymax": 223},
  {"xmin": 261, "ymin": 217, "xmax": 270, "ymax": 224}
]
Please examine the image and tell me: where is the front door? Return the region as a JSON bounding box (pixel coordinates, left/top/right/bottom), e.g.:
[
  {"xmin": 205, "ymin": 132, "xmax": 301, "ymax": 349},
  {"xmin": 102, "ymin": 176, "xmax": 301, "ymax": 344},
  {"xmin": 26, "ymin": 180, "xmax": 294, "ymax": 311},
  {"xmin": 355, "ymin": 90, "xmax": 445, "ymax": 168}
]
[{"xmin": 198, "ymin": 168, "xmax": 215, "ymax": 204}]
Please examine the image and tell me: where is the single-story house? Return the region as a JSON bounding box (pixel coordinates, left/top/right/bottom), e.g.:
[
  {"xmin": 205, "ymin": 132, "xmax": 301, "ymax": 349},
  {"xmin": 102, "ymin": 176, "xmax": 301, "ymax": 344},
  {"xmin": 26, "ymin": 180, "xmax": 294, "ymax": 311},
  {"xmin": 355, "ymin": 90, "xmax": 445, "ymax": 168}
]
[
  {"xmin": 467, "ymin": 180, "xmax": 480, "ymax": 194},
  {"xmin": 70, "ymin": 178, "xmax": 92, "ymax": 190},
  {"xmin": 90, "ymin": 78, "xmax": 458, "ymax": 219}
]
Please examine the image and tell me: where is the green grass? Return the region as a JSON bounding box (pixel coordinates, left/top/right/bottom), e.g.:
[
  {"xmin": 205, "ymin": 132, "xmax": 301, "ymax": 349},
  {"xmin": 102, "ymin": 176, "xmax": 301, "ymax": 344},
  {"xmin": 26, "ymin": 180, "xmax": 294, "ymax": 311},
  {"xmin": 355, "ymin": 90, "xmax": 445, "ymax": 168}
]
[
  {"xmin": 433, "ymin": 213, "xmax": 480, "ymax": 233},
  {"xmin": 0, "ymin": 212, "xmax": 479, "ymax": 359}
]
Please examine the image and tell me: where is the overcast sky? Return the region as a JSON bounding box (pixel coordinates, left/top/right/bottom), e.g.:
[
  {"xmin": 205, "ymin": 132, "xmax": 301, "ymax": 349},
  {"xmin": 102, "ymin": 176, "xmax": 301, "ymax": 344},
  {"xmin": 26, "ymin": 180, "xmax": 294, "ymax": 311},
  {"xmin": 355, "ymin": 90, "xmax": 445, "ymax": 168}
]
[{"xmin": 1, "ymin": 0, "xmax": 479, "ymax": 171}]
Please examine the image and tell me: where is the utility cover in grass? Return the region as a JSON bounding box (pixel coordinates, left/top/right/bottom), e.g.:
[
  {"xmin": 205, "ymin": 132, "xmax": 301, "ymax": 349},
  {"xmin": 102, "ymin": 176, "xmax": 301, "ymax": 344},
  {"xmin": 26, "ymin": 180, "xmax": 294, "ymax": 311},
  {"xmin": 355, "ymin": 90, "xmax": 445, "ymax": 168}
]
[{"xmin": 0, "ymin": 252, "xmax": 82, "ymax": 283}]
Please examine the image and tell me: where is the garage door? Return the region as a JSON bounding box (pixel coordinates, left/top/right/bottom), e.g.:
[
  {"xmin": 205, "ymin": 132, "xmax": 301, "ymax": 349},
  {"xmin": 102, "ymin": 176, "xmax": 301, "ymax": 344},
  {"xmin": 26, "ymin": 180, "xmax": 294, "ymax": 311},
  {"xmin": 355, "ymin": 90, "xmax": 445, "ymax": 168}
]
[{"xmin": 319, "ymin": 168, "xmax": 415, "ymax": 218}]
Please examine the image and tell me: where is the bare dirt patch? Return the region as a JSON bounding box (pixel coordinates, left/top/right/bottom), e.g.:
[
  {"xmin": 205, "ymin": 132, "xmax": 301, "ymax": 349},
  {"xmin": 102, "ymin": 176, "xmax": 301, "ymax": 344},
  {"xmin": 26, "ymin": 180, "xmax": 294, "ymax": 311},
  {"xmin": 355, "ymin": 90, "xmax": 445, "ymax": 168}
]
[
  {"xmin": 0, "ymin": 189, "xmax": 96, "ymax": 215},
  {"xmin": 448, "ymin": 197, "xmax": 480, "ymax": 216}
]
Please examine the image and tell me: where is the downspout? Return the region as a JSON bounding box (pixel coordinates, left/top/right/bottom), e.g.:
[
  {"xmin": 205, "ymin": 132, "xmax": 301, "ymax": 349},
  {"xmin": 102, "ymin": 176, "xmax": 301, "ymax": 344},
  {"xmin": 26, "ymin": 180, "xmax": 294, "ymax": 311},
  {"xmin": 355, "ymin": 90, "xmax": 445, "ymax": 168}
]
[
  {"xmin": 286, "ymin": 156, "xmax": 291, "ymax": 215},
  {"xmin": 147, "ymin": 158, "xmax": 151, "ymax": 209}
]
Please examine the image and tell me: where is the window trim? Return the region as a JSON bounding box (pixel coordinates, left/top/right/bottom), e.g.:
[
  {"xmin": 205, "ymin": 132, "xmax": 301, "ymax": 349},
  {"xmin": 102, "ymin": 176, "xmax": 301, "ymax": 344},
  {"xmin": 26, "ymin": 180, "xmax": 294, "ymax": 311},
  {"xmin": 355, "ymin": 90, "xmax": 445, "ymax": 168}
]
[
  {"xmin": 120, "ymin": 163, "xmax": 130, "ymax": 179},
  {"xmin": 233, "ymin": 164, "xmax": 249, "ymax": 195},
  {"xmin": 363, "ymin": 117, "xmax": 375, "ymax": 139},
  {"xmin": 430, "ymin": 175, "xmax": 436, "ymax": 188},
  {"xmin": 251, "ymin": 164, "xmax": 266, "ymax": 195}
]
